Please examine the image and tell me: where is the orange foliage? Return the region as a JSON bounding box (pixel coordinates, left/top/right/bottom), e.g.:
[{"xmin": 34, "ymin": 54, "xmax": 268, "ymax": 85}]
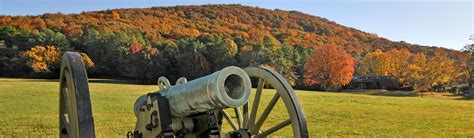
[
  {"xmin": 111, "ymin": 11, "xmax": 121, "ymax": 20},
  {"xmin": 0, "ymin": 16, "xmax": 12, "ymax": 25},
  {"xmin": 304, "ymin": 44, "xmax": 354, "ymax": 90},
  {"xmin": 0, "ymin": 5, "xmax": 466, "ymax": 86},
  {"xmin": 23, "ymin": 45, "xmax": 61, "ymax": 72},
  {"xmin": 0, "ymin": 5, "xmax": 464, "ymax": 61}
]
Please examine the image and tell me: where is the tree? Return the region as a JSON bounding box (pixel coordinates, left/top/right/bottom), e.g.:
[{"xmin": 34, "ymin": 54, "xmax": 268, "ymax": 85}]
[
  {"xmin": 385, "ymin": 48, "xmax": 412, "ymax": 86},
  {"xmin": 0, "ymin": 26, "xmax": 17, "ymax": 48},
  {"xmin": 202, "ymin": 35, "xmax": 238, "ymax": 70},
  {"xmin": 406, "ymin": 53, "xmax": 455, "ymax": 92},
  {"xmin": 360, "ymin": 49, "xmax": 390, "ymax": 76},
  {"xmin": 12, "ymin": 29, "xmax": 36, "ymax": 50},
  {"xmin": 177, "ymin": 52, "xmax": 210, "ymax": 79},
  {"xmin": 406, "ymin": 53, "xmax": 428, "ymax": 91},
  {"xmin": 463, "ymin": 35, "xmax": 474, "ymax": 98},
  {"xmin": 22, "ymin": 45, "xmax": 61, "ymax": 73},
  {"xmin": 121, "ymin": 45, "xmax": 163, "ymax": 84},
  {"xmin": 111, "ymin": 11, "xmax": 121, "ymax": 20},
  {"xmin": 0, "ymin": 5, "xmax": 467, "ymax": 86},
  {"xmin": 80, "ymin": 53, "xmax": 94, "ymax": 68},
  {"xmin": 361, "ymin": 48, "xmax": 412, "ymax": 86},
  {"xmin": 262, "ymin": 35, "xmax": 281, "ymax": 51},
  {"xmin": 33, "ymin": 29, "xmax": 71, "ymax": 50},
  {"xmin": 84, "ymin": 29, "xmax": 146, "ymax": 76},
  {"xmin": 175, "ymin": 38, "xmax": 210, "ymax": 79},
  {"xmin": 304, "ymin": 45, "xmax": 354, "ymax": 91},
  {"xmin": 264, "ymin": 43, "xmax": 298, "ymax": 86}
]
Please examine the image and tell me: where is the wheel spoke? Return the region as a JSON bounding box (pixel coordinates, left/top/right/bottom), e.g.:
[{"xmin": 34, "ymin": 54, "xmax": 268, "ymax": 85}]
[
  {"xmin": 243, "ymin": 66, "xmax": 309, "ymax": 137},
  {"xmin": 61, "ymin": 113, "xmax": 72, "ymax": 134},
  {"xmin": 234, "ymin": 107, "xmax": 243, "ymax": 129},
  {"xmin": 249, "ymin": 78, "xmax": 264, "ymax": 132},
  {"xmin": 221, "ymin": 110, "xmax": 238, "ymax": 131},
  {"xmin": 61, "ymin": 87, "xmax": 70, "ymax": 118},
  {"xmin": 242, "ymin": 103, "xmax": 249, "ymax": 129},
  {"xmin": 257, "ymin": 119, "xmax": 291, "ymax": 137},
  {"xmin": 253, "ymin": 92, "xmax": 280, "ymax": 133}
]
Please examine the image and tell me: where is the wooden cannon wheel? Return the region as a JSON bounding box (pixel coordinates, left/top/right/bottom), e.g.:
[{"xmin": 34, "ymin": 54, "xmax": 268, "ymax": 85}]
[
  {"xmin": 219, "ymin": 66, "xmax": 308, "ymax": 138},
  {"xmin": 57, "ymin": 53, "xmax": 307, "ymax": 137},
  {"xmin": 59, "ymin": 52, "xmax": 95, "ymax": 138}
]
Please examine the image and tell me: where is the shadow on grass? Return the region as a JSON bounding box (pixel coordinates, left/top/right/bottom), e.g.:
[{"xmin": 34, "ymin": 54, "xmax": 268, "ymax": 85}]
[
  {"xmin": 453, "ymin": 97, "xmax": 472, "ymax": 100},
  {"xmin": 0, "ymin": 77, "xmax": 150, "ymax": 85},
  {"xmin": 0, "ymin": 78, "xmax": 58, "ymax": 82},
  {"xmin": 371, "ymin": 91, "xmax": 418, "ymax": 97},
  {"xmin": 343, "ymin": 89, "xmax": 419, "ymax": 97},
  {"xmin": 452, "ymin": 94, "xmax": 474, "ymax": 101},
  {"xmin": 87, "ymin": 79, "xmax": 143, "ymax": 85}
]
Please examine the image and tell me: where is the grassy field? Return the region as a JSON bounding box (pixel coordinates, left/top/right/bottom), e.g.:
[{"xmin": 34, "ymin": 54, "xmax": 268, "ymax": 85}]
[{"xmin": 0, "ymin": 78, "xmax": 473, "ymax": 137}]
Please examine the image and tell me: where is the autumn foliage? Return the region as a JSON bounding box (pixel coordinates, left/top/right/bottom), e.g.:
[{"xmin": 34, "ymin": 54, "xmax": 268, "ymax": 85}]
[
  {"xmin": 23, "ymin": 45, "xmax": 60, "ymax": 72},
  {"xmin": 22, "ymin": 45, "xmax": 94, "ymax": 74},
  {"xmin": 406, "ymin": 53, "xmax": 455, "ymax": 91},
  {"xmin": 360, "ymin": 49, "xmax": 456, "ymax": 91},
  {"xmin": 80, "ymin": 53, "xmax": 94, "ymax": 68},
  {"xmin": 304, "ymin": 45, "xmax": 354, "ymax": 90},
  {"xmin": 0, "ymin": 4, "xmax": 468, "ymax": 89}
]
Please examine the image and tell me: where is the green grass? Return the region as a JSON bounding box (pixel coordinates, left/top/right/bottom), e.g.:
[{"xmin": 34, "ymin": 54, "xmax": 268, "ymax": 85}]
[{"xmin": 0, "ymin": 78, "xmax": 473, "ymax": 137}]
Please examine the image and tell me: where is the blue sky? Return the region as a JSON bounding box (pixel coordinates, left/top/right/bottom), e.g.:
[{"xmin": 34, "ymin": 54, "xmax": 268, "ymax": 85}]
[{"xmin": 0, "ymin": 0, "xmax": 472, "ymax": 50}]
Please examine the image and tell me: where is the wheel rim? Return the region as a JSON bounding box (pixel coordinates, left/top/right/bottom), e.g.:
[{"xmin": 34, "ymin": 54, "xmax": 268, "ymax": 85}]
[
  {"xmin": 59, "ymin": 52, "xmax": 95, "ymax": 138},
  {"xmin": 219, "ymin": 66, "xmax": 308, "ymax": 138}
]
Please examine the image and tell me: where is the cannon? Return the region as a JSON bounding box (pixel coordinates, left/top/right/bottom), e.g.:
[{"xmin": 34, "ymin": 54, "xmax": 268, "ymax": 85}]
[{"xmin": 59, "ymin": 52, "xmax": 308, "ymax": 137}]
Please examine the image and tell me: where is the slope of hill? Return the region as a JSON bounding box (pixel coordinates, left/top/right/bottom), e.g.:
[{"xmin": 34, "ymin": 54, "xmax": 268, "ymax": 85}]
[
  {"xmin": 0, "ymin": 4, "xmax": 466, "ymax": 85},
  {"xmin": 0, "ymin": 4, "xmax": 462, "ymax": 55}
]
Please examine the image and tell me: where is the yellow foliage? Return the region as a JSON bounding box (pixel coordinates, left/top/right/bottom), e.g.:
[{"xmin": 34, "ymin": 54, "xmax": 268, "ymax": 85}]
[
  {"xmin": 23, "ymin": 45, "xmax": 61, "ymax": 73},
  {"xmin": 406, "ymin": 53, "xmax": 455, "ymax": 91},
  {"xmin": 31, "ymin": 62, "xmax": 48, "ymax": 72},
  {"xmin": 362, "ymin": 49, "xmax": 390, "ymax": 76},
  {"xmin": 45, "ymin": 46, "xmax": 60, "ymax": 63},
  {"xmin": 363, "ymin": 48, "xmax": 456, "ymax": 91},
  {"xmin": 80, "ymin": 53, "xmax": 94, "ymax": 68}
]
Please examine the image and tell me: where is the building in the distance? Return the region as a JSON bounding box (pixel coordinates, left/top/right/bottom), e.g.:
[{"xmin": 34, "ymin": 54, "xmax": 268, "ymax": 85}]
[{"xmin": 345, "ymin": 76, "xmax": 399, "ymax": 90}]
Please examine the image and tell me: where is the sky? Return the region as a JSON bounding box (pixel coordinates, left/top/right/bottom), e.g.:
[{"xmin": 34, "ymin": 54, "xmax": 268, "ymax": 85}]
[{"xmin": 0, "ymin": 0, "xmax": 472, "ymax": 50}]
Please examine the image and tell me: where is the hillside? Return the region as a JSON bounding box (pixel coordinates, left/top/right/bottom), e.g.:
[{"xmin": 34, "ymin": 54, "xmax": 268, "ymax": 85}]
[
  {"xmin": 0, "ymin": 4, "xmax": 467, "ymax": 86},
  {"xmin": 0, "ymin": 5, "xmax": 463, "ymax": 55}
]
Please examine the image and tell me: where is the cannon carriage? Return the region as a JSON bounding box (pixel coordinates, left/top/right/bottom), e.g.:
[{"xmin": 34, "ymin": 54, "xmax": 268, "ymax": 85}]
[{"xmin": 59, "ymin": 52, "xmax": 308, "ymax": 137}]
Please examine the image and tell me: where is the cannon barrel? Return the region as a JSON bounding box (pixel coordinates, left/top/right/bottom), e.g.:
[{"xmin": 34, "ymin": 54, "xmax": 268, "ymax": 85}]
[{"xmin": 134, "ymin": 66, "xmax": 251, "ymax": 117}]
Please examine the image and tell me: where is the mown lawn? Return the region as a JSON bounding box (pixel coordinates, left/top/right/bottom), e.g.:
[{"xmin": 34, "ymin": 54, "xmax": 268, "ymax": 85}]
[{"xmin": 0, "ymin": 78, "xmax": 473, "ymax": 137}]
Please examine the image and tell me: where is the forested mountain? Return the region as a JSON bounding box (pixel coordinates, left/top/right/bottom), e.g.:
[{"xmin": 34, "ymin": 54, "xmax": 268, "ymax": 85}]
[{"xmin": 0, "ymin": 4, "xmax": 467, "ymax": 88}]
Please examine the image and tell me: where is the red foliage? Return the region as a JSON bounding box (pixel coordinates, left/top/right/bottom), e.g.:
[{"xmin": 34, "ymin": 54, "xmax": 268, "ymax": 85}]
[
  {"xmin": 130, "ymin": 43, "xmax": 142, "ymax": 54},
  {"xmin": 304, "ymin": 44, "xmax": 355, "ymax": 90}
]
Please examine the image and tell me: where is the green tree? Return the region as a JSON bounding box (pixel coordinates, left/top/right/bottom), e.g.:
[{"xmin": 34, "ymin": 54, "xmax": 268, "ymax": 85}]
[
  {"xmin": 83, "ymin": 29, "xmax": 146, "ymax": 76},
  {"xmin": 33, "ymin": 29, "xmax": 70, "ymax": 50},
  {"xmin": 262, "ymin": 35, "xmax": 281, "ymax": 51},
  {"xmin": 175, "ymin": 38, "xmax": 210, "ymax": 79},
  {"xmin": 204, "ymin": 37, "xmax": 238, "ymax": 70},
  {"xmin": 266, "ymin": 43, "xmax": 298, "ymax": 86},
  {"xmin": 0, "ymin": 26, "xmax": 17, "ymax": 48}
]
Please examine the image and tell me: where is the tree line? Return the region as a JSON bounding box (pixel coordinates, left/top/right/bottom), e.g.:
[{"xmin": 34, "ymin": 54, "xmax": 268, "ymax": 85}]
[
  {"xmin": 0, "ymin": 5, "xmax": 469, "ymax": 91},
  {"xmin": 0, "ymin": 26, "xmax": 312, "ymax": 86}
]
